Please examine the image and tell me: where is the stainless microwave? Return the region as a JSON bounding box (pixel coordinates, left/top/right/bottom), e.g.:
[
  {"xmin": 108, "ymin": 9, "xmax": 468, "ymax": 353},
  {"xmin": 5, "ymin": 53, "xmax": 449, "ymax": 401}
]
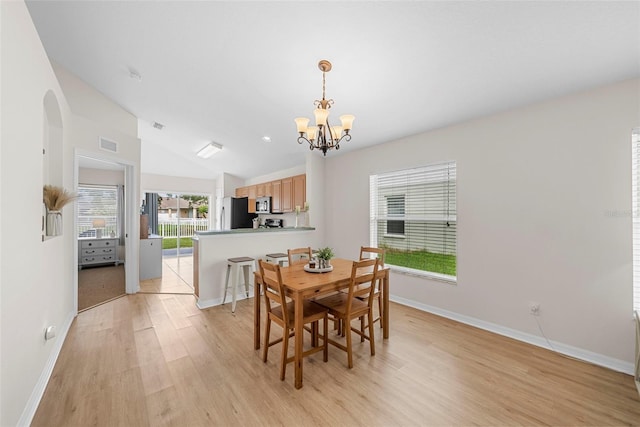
[{"xmin": 256, "ymin": 196, "xmax": 271, "ymax": 214}]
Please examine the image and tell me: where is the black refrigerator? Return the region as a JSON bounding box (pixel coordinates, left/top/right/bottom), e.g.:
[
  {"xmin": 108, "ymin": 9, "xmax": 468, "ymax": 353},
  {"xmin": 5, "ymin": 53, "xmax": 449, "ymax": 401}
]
[{"xmin": 220, "ymin": 197, "xmax": 257, "ymax": 229}]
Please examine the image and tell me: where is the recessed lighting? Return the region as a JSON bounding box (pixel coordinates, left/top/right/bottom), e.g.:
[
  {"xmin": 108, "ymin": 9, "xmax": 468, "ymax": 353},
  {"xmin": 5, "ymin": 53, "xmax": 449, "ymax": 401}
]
[
  {"xmin": 261, "ymin": 136, "xmax": 272, "ymax": 143},
  {"xmin": 197, "ymin": 142, "xmax": 223, "ymax": 158}
]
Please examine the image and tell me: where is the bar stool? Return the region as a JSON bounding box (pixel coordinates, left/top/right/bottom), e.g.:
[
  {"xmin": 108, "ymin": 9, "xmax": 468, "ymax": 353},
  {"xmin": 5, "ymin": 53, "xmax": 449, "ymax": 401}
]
[
  {"xmin": 265, "ymin": 252, "xmax": 289, "ymax": 267},
  {"xmin": 223, "ymin": 256, "xmax": 255, "ymax": 312}
]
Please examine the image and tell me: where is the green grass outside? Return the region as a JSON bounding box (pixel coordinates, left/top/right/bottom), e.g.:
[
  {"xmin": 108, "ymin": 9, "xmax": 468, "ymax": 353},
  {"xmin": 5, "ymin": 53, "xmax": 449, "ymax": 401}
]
[
  {"xmin": 385, "ymin": 249, "xmax": 456, "ymax": 276},
  {"xmin": 162, "ymin": 237, "xmax": 194, "ymax": 250}
]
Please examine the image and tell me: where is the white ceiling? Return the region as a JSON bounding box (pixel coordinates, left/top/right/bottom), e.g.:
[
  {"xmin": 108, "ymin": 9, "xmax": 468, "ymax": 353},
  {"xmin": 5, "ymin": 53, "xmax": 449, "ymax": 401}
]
[{"xmin": 26, "ymin": 1, "xmax": 640, "ymax": 180}]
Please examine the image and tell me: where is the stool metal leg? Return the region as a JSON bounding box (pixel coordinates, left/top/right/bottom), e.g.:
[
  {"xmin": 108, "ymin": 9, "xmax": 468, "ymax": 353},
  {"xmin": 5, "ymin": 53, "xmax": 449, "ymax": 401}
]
[
  {"xmin": 222, "ymin": 264, "xmax": 231, "ymax": 305},
  {"xmin": 243, "ymin": 265, "xmax": 250, "ymax": 297},
  {"xmin": 231, "ymin": 264, "xmax": 238, "ymax": 313}
]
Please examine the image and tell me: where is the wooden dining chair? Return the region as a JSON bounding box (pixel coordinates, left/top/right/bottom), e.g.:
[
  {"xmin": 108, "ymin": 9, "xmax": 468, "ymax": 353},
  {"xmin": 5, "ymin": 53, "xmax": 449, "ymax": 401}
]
[
  {"xmin": 258, "ymin": 260, "xmax": 329, "ymax": 381},
  {"xmin": 359, "ymin": 246, "xmax": 385, "ymax": 328},
  {"xmin": 338, "ymin": 246, "xmax": 385, "ymax": 331},
  {"xmin": 312, "ymin": 258, "xmax": 379, "ymax": 369},
  {"xmin": 287, "ymin": 247, "xmax": 312, "ymax": 266}
]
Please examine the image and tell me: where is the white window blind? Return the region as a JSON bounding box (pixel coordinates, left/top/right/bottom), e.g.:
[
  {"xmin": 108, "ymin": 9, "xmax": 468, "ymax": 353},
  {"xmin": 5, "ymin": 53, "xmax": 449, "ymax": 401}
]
[
  {"xmin": 77, "ymin": 184, "xmax": 119, "ymax": 238},
  {"xmin": 632, "ymin": 131, "xmax": 640, "ymax": 311},
  {"xmin": 370, "ymin": 161, "xmax": 457, "ymax": 278}
]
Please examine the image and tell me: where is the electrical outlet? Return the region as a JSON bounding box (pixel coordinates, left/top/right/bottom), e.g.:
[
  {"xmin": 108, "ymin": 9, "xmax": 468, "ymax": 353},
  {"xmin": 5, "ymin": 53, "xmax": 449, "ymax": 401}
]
[{"xmin": 529, "ymin": 302, "xmax": 540, "ymax": 316}]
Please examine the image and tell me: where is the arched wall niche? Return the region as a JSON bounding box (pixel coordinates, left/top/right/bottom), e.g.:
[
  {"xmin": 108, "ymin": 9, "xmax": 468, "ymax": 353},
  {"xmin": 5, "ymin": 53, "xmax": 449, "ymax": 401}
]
[{"xmin": 43, "ymin": 90, "xmax": 63, "ymax": 186}]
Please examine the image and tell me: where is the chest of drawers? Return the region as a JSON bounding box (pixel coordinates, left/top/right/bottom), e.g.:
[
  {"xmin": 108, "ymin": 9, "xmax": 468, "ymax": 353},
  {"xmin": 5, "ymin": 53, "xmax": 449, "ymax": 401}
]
[{"xmin": 78, "ymin": 238, "xmax": 118, "ymax": 269}]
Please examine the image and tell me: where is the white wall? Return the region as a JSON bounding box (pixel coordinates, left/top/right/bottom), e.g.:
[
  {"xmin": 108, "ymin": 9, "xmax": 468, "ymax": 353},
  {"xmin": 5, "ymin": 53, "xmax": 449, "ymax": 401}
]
[
  {"xmin": 141, "ymin": 172, "xmax": 215, "ymax": 195},
  {"xmin": 1, "ymin": 3, "xmax": 74, "ymax": 425},
  {"xmin": 52, "ymin": 62, "xmax": 138, "ymax": 137},
  {"xmin": 245, "ymin": 164, "xmax": 306, "ymax": 186},
  {"xmin": 325, "ymin": 78, "xmax": 640, "ymax": 371},
  {"xmin": 1, "ymin": 3, "xmax": 142, "ymax": 425}
]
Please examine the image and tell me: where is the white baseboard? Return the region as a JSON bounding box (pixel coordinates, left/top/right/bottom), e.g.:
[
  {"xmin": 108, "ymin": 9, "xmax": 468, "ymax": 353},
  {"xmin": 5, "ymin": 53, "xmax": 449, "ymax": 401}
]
[
  {"xmin": 391, "ymin": 295, "xmax": 634, "ymax": 376},
  {"xmin": 17, "ymin": 310, "xmax": 75, "ymax": 427}
]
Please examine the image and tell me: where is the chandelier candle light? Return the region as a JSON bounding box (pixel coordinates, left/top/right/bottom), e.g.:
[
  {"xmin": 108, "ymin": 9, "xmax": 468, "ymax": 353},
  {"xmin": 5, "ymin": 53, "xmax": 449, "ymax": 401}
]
[{"xmin": 295, "ymin": 60, "xmax": 355, "ymax": 156}]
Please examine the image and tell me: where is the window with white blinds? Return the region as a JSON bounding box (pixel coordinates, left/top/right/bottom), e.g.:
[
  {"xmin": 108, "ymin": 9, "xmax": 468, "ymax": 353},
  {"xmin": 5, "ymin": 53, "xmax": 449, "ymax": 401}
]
[
  {"xmin": 77, "ymin": 184, "xmax": 119, "ymax": 238},
  {"xmin": 631, "ymin": 131, "xmax": 640, "ymax": 311},
  {"xmin": 370, "ymin": 161, "xmax": 457, "ymax": 280}
]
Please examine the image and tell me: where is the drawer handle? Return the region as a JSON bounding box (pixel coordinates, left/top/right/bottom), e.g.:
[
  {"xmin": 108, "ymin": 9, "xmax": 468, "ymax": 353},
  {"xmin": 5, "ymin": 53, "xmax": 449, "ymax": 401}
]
[{"xmin": 86, "ymin": 250, "xmax": 95, "ymax": 254}]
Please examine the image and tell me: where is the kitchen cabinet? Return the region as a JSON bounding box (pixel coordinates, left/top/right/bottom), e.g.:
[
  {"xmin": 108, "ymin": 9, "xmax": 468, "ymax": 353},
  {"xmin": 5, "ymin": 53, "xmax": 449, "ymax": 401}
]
[
  {"xmin": 281, "ymin": 177, "xmax": 293, "ymax": 212},
  {"xmin": 271, "ymin": 180, "xmax": 282, "ymax": 212},
  {"xmin": 234, "ymin": 174, "xmax": 304, "ymax": 213},
  {"xmin": 292, "ymin": 174, "xmax": 306, "ymax": 210},
  {"xmin": 248, "ymin": 185, "xmax": 257, "ymax": 213},
  {"xmin": 235, "ymin": 186, "xmax": 248, "ymax": 198}
]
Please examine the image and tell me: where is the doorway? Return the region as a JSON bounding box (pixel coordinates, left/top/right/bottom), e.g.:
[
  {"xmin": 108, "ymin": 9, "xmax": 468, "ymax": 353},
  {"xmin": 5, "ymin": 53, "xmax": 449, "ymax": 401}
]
[
  {"xmin": 139, "ymin": 192, "xmax": 209, "ymax": 294},
  {"xmin": 74, "ymin": 152, "xmax": 138, "ymax": 312}
]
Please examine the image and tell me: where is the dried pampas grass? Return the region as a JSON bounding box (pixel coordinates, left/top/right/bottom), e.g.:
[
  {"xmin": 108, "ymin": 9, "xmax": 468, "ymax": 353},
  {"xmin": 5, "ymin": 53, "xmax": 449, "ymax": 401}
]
[{"xmin": 43, "ymin": 185, "xmax": 77, "ymax": 211}]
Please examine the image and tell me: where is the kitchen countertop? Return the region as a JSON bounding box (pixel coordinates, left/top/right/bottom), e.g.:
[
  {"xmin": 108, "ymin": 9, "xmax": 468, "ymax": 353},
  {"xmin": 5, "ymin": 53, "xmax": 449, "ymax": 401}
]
[{"xmin": 195, "ymin": 226, "xmax": 315, "ymax": 237}]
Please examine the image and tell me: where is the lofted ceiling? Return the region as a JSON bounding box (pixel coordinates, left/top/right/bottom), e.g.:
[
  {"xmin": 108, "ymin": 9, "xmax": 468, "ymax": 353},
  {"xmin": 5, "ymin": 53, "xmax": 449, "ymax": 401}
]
[{"xmin": 26, "ymin": 1, "xmax": 640, "ymax": 180}]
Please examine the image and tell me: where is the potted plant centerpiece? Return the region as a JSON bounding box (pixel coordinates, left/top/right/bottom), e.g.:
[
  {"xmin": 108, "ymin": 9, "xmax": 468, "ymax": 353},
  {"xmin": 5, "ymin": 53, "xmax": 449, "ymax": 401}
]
[{"xmin": 316, "ymin": 246, "xmax": 334, "ymax": 269}]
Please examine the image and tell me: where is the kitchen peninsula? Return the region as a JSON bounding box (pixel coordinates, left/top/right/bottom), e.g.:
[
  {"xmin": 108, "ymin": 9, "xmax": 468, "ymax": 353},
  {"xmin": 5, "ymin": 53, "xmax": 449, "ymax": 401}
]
[{"xmin": 193, "ymin": 226, "xmax": 320, "ymax": 309}]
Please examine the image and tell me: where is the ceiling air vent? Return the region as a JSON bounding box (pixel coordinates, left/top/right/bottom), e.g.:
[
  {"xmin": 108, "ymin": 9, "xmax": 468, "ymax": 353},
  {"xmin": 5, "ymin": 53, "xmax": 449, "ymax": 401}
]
[
  {"xmin": 152, "ymin": 122, "xmax": 165, "ymax": 130},
  {"xmin": 99, "ymin": 137, "xmax": 118, "ymax": 153}
]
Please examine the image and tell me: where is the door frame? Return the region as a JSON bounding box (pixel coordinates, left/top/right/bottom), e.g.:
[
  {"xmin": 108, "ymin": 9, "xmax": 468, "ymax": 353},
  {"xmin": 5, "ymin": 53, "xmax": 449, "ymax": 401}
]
[{"xmin": 73, "ymin": 148, "xmax": 140, "ymax": 312}]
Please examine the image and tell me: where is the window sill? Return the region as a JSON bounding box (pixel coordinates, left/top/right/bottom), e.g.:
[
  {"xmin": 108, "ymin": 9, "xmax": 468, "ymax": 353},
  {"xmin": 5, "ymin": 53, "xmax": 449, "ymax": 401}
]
[
  {"xmin": 383, "ymin": 234, "xmax": 406, "ymax": 239},
  {"xmin": 387, "ymin": 264, "xmax": 457, "ymax": 285}
]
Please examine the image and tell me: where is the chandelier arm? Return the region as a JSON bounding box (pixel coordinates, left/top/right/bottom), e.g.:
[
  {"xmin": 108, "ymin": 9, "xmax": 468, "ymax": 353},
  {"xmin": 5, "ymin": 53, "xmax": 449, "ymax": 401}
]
[
  {"xmin": 297, "ymin": 135, "xmax": 315, "ymax": 150},
  {"xmin": 335, "ymin": 133, "xmax": 351, "ymax": 150}
]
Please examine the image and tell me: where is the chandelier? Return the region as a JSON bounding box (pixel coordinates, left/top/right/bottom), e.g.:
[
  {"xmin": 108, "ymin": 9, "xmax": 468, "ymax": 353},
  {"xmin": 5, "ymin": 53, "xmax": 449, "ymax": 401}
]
[{"xmin": 295, "ymin": 60, "xmax": 355, "ymax": 156}]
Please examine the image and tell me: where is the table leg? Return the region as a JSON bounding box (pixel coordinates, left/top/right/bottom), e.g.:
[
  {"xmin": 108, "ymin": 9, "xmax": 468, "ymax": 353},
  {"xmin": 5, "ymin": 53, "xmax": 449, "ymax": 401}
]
[
  {"xmin": 383, "ymin": 271, "xmax": 390, "ymax": 339},
  {"xmin": 294, "ymin": 294, "xmax": 304, "ymax": 389},
  {"xmin": 254, "ymin": 274, "xmax": 261, "ymax": 350}
]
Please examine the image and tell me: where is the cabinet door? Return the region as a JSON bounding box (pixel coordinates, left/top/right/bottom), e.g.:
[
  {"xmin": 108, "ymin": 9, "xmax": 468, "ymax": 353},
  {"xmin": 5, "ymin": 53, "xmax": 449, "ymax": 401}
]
[
  {"xmin": 264, "ymin": 181, "xmax": 272, "ymax": 197},
  {"xmin": 235, "ymin": 186, "xmax": 249, "ymax": 198},
  {"xmin": 292, "ymin": 174, "xmax": 306, "ymax": 210},
  {"xmin": 256, "ymin": 183, "xmax": 265, "ymax": 197},
  {"xmin": 271, "ymin": 180, "xmax": 282, "ymax": 212},
  {"xmin": 248, "ymin": 185, "xmax": 257, "ymax": 213},
  {"xmin": 139, "ymin": 238, "xmax": 162, "ymax": 280},
  {"xmin": 281, "ymin": 177, "xmax": 293, "ymax": 212}
]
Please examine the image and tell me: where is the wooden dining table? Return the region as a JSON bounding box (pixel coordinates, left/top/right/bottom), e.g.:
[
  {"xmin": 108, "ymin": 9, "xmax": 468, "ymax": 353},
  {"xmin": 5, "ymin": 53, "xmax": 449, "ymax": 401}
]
[{"xmin": 253, "ymin": 257, "xmax": 390, "ymax": 389}]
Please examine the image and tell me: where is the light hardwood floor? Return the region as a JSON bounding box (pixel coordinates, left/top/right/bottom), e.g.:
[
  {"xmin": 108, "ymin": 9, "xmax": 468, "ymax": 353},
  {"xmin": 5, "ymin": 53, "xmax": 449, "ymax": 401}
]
[
  {"xmin": 32, "ymin": 294, "xmax": 640, "ymax": 426},
  {"xmin": 139, "ymin": 255, "xmax": 194, "ymax": 294}
]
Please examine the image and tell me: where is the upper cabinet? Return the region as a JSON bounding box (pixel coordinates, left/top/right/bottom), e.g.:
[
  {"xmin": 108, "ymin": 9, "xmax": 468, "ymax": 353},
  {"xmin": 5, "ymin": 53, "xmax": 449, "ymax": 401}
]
[
  {"xmin": 278, "ymin": 174, "xmax": 306, "ymax": 213},
  {"xmin": 235, "ymin": 186, "xmax": 249, "ymax": 198},
  {"xmin": 247, "ymin": 185, "xmax": 257, "ymax": 213},
  {"xmin": 271, "ymin": 180, "xmax": 281, "ymax": 212},
  {"xmin": 292, "ymin": 174, "xmax": 306, "ymax": 211},
  {"xmin": 235, "ymin": 174, "xmax": 306, "ymax": 214},
  {"xmin": 281, "ymin": 177, "xmax": 293, "ymax": 213}
]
